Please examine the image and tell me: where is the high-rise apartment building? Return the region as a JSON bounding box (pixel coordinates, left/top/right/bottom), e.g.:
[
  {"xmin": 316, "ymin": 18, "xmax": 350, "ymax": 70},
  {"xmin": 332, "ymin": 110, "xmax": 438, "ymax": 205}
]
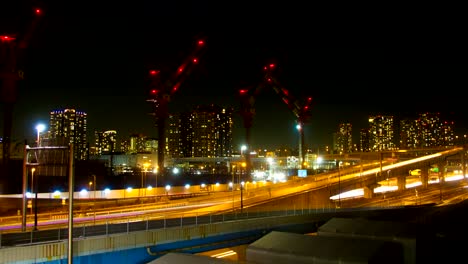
[
  {"xmin": 416, "ymin": 112, "xmax": 455, "ymax": 148},
  {"xmin": 335, "ymin": 123, "xmax": 353, "ymax": 154},
  {"xmin": 48, "ymin": 108, "xmax": 88, "ymax": 160},
  {"xmin": 167, "ymin": 105, "xmax": 233, "ymax": 158},
  {"xmin": 127, "ymin": 134, "xmax": 148, "ymax": 153},
  {"xmin": 368, "ymin": 115, "xmax": 396, "ymax": 151},
  {"xmin": 359, "ymin": 128, "xmax": 370, "ymax": 152},
  {"xmin": 399, "ymin": 118, "xmax": 418, "ymax": 149},
  {"xmin": 94, "ymin": 130, "xmax": 117, "ymax": 155}
]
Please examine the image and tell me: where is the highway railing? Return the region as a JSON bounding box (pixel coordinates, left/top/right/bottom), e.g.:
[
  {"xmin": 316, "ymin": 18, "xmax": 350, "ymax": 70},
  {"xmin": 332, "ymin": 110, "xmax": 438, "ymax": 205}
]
[{"xmin": 0, "ymin": 206, "xmax": 386, "ymax": 248}]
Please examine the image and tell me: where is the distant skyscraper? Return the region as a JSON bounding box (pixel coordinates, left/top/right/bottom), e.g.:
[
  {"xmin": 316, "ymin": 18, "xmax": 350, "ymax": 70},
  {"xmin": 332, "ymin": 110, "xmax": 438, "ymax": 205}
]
[
  {"xmin": 335, "ymin": 123, "xmax": 353, "ymax": 154},
  {"xmin": 359, "ymin": 128, "xmax": 370, "ymax": 152},
  {"xmin": 48, "ymin": 108, "xmax": 88, "ymax": 160},
  {"xmin": 94, "ymin": 130, "xmax": 117, "ymax": 155},
  {"xmin": 128, "ymin": 134, "xmax": 148, "ymax": 153},
  {"xmin": 167, "ymin": 104, "xmax": 233, "ymax": 158},
  {"xmin": 399, "ymin": 118, "xmax": 418, "ymax": 149},
  {"xmin": 368, "ymin": 115, "xmax": 395, "ymax": 151},
  {"xmin": 417, "ymin": 112, "xmax": 455, "ymax": 148}
]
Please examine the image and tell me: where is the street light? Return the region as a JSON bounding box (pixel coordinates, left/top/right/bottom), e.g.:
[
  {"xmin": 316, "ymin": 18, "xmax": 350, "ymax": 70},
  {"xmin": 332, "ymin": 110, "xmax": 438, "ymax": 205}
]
[
  {"xmin": 142, "ymin": 163, "xmax": 150, "ymax": 197},
  {"xmin": 296, "ymin": 124, "xmax": 302, "ymax": 169},
  {"xmin": 31, "ymin": 167, "xmax": 38, "ymax": 231},
  {"xmin": 89, "ymin": 174, "xmax": 96, "ymax": 224},
  {"xmin": 165, "ymin": 185, "xmax": 171, "ymax": 197},
  {"xmin": 154, "ymin": 165, "xmax": 159, "ymax": 198},
  {"xmin": 241, "ymin": 162, "xmax": 246, "ymax": 212},
  {"xmin": 30, "ymin": 168, "xmax": 35, "ymax": 215},
  {"xmin": 35, "ymin": 124, "xmax": 46, "ymax": 147},
  {"xmin": 240, "ymin": 145, "xmax": 247, "ymax": 155},
  {"xmin": 89, "ymin": 175, "xmax": 96, "ymax": 200}
]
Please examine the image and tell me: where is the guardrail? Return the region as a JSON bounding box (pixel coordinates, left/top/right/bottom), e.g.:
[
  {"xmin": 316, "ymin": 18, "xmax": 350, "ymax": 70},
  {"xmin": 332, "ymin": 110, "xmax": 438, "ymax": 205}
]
[{"xmin": 0, "ymin": 207, "xmax": 363, "ymax": 248}]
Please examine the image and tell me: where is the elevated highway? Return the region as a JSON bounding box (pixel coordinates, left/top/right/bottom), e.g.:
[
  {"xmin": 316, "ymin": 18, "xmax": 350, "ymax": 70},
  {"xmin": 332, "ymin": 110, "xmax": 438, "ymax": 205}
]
[{"xmin": 0, "ymin": 146, "xmax": 466, "ymax": 263}]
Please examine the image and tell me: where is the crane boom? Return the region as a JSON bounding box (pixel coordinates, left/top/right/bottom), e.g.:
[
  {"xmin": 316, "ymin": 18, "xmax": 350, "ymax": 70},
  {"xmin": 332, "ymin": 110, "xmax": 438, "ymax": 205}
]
[
  {"xmin": 263, "ymin": 63, "xmax": 313, "ymax": 169},
  {"xmin": 1, "ymin": 6, "xmax": 44, "ymax": 172},
  {"xmin": 147, "ymin": 38, "xmax": 206, "ymax": 176}
]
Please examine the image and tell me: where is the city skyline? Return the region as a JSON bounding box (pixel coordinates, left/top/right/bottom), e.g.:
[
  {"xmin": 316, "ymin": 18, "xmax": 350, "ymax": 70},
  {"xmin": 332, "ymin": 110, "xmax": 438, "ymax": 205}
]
[{"xmin": 1, "ymin": 1, "xmax": 467, "ymax": 151}]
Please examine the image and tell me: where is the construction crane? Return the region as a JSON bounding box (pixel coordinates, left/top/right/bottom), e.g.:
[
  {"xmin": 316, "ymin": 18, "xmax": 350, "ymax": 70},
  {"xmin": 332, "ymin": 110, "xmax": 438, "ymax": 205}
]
[
  {"xmin": 237, "ymin": 84, "xmax": 264, "ymax": 181},
  {"xmin": 263, "ymin": 63, "xmax": 313, "ymax": 169},
  {"xmin": 147, "ymin": 39, "xmax": 206, "ymax": 176},
  {"xmin": 1, "ymin": 6, "xmax": 44, "ymax": 174}
]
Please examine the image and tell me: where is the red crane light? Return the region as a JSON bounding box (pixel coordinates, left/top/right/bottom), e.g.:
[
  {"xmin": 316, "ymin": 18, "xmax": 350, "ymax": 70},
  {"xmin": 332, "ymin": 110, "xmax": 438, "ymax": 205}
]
[
  {"xmin": 192, "ymin": 58, "xmax": 198, "ymax": 63},
  {"xmin": 35, "ymin": 8, "xmax": 42, "ymax": 15},
  {"xmin": 149, "ymin": 70, "xmax": 159, "ymax": 75},
  {"xmin": 0, "ymin": 35, "xmax": 15, "ymax": 42},
  {"xmin": 239, "ymin": 89, "xmax": 248, "ymax": 94},
  {"xmin": 172, "ymin": 83, "xmax": 180, "ymax": 92},
  {"xmin": 151, "ymin": 89, "xmax": 158, "ymax": 94},
  {"xmin": 198, "ymin": 40, "xmax": 204, "ymax": 45}
]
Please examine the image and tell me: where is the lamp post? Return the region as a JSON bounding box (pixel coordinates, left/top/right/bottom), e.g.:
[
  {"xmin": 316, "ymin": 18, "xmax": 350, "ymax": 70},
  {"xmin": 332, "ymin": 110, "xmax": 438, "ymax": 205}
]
[
  {"xmin": 231, "ymin": 165, "xmax": 236, "ymax": 211},
  {"xmin": 165, "ymin": 185, "xmax": 171, "ymax": 198},
  {"xmin": 30, "ymin": 167, "xmax": 35, "ymax": 215},
  {"xmin": 338, "ymin": 161, "xmax": 341, "ymax": 208},
  {"xmin": 142, "ymin": 163, "xmax": 150, "ymax": 197},
  {"xmin": 241, "ymin": 162, "xmax": 246, "ymax": 212},
  {"xmin": 32, "ymin": 167, "xmax": 38, "ymax": 231},
  {"xmin": 155, "ymin": 166, "xmax": 159, "ymax": 198},
  {"xmin": 89, "ymin": 174, "xmax": 96, "ymax": 224},
  {"xmin": 296, "ymin": 123, "xmax": 303, "ymax": 169},
  {"xmin": 35, "ymin": 124, "xmax": 46, "ymax": 147},
  {"xmin": 88, "ymin": 175, "xmax": 96, "ymax": 200},
  {"xmin": 240, "ymin": 145, "xmax": 247, "ymax": 156}
]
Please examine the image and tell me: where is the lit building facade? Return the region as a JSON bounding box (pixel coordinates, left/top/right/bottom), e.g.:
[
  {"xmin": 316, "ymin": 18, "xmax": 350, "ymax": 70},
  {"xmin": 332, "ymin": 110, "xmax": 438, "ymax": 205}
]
[
  {"xmin": 359, "ymin": 128, "xmax": 370, "ymax": 152},
  {"xmin": 48, "ymin": 108, "xmax": 88, "ymax": 160},
  {"xmin": 167, "ymin": 105, "xmax": 233, "ymax": 158},
  {"xmin": 416, "ymin": 112, "xmax": 455, "ymax": 148},
  {"xmin": 368, "ymin": 115, "xmax": 396, "ymax": 151},
  {"xmin": 94, "ymin": 130, "xmax": 117, "ymax": 155},
  {"xmin": 399, "ymin": 118, "xmax": 418, "ymax": 149},
  {"xmin": 335, "ymin": 122, "xmax": 353, "ymax": 154}
]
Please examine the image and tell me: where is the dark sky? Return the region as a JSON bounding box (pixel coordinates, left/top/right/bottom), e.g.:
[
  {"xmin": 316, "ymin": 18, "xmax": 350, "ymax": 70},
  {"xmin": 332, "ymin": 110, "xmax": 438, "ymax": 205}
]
[{"xmin": 1, "ymin": 1, "xmax": 466, "ymax": 150}]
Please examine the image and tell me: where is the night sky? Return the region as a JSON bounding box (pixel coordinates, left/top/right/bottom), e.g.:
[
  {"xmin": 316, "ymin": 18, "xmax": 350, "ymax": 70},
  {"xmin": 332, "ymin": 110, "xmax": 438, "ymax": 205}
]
[{"xmin": 1, "ymin": 1, "xmax": 466, "ymax": 150}]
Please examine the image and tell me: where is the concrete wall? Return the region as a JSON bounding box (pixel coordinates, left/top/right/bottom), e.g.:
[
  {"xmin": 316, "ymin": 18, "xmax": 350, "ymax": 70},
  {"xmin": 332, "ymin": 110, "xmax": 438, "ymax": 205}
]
[{"xmin": 0, "ymin": 214, "xmax": 320, "ymax": 263}]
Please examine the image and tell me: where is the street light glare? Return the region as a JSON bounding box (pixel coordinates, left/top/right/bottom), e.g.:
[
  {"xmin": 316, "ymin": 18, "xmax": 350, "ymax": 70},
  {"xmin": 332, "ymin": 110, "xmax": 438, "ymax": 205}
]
[{"xmin": 35, "ymin": 124, "xmax": 46, "ymax": 132}]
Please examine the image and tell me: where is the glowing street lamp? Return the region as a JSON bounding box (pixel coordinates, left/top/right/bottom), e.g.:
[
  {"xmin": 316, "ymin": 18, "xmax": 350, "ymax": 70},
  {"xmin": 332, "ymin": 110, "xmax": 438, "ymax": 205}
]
[
  {"xmin": 240, "ymin": 145, "xmax": 247, "ymax": 156},
  {"xmin": 35, "ymin": 123, "xmax": 46, "ymax": 147},
  {"xmin": 165, "ymin": 185, "xmax": 171, "ymax": 197},
  {"xmin": 31, "ymin": 167, "xmax": 38, "ymax": 231}
]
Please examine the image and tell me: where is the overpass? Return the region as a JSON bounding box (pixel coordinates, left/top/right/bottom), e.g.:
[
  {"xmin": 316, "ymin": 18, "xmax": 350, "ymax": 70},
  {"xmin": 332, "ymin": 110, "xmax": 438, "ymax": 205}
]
[{"xmin": 0, "ymin": 146, "xmax": 466, "ymax": 263}]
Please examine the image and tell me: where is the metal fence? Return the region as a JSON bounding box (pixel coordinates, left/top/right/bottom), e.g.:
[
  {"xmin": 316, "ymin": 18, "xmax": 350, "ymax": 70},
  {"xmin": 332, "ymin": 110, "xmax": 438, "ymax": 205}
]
[{"xmin": 0, "ymin": 207, "xmax": 354, "ymax": 248}]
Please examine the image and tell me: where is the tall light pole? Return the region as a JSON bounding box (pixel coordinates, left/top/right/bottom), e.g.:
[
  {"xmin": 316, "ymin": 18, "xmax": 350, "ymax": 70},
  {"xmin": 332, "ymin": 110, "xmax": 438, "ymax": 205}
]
[
  {"xmin": 231, "ymin": 164, "xmax": 236, "ymax": 211},
  {"xmin": 241, "ymin": 162, "xmax": 246, "ymax": 212},
  {"xmin": 32, "ymin": 167, "xmax": 38, "ymax": 231},
  {"xmin": 35, "ymin": 123, "xmax": 46, "ymax": 147},
  {"xmin": 155, "ymin": 166, "xmax": 159, "ymax": 198},
  {"xmin": 89, "ymin": 175, "xmax": 96, "ymax": 224},
  {"xmin": 296, "ymin": 123, "xmax": 304, "ymax": 169},
  {"xmin": 142, "ymin": 163, "xmax": 150, "ymax": 197},
  {"xmin": 30, "ymin": 167, "xmax": 35, "ymax": 215}
]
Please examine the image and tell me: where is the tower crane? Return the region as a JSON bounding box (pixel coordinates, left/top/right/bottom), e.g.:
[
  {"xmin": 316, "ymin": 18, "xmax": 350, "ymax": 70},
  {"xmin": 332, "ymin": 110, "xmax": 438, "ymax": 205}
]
[
  {"xmin": 263, "ymin": 63, "xmax": 313, "ymax": 169},
  {"xmin": 237, "ymin": 84, "xmax": 264, "ymax": 181},
  {"xmin": 1, "ymin": 6, "xmax": 44, "ymax": 173},
  {"xmin": 147, "ymin": 39, "xmax": 206, "ymax": 176}
]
